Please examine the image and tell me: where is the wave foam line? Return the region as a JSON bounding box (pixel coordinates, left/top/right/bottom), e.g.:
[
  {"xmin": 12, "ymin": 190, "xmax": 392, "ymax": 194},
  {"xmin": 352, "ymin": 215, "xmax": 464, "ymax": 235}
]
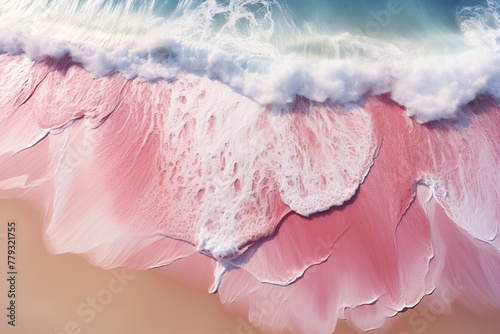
[{"xmin": 1, "ymin": 1, "xmax": 500, "ymax": 122}]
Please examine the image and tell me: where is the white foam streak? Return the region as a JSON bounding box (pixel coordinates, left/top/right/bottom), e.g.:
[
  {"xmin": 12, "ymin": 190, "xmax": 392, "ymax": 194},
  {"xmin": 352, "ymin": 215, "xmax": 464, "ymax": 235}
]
[{"xmin": 1, "ymin": 0, "xmax": 499, "ymax": 122}]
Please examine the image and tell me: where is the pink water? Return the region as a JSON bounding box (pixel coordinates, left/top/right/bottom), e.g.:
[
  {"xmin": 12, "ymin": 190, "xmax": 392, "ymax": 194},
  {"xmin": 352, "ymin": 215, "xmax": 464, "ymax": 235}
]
[{"xmin": 0, "ymin": 53, "xmax": 499, "ymax": 334}]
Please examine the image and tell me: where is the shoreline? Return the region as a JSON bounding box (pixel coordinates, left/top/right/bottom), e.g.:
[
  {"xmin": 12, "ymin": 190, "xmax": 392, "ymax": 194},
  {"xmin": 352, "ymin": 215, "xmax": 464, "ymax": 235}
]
[{"xmin": 1, "ymin": 198, "xmax": 500, "ymax": 334}]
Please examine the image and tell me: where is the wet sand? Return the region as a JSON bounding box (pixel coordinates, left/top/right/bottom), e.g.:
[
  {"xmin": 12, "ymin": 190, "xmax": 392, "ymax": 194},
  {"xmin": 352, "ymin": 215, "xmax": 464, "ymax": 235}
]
[{"xmin": 0, "ymin": 198, "xmax": 499, "ymax": 334}]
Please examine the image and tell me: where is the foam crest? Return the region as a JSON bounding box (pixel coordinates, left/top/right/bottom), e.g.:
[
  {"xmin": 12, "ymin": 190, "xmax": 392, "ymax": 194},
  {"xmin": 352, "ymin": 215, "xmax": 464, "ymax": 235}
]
[
  {"xmin": 127, "ymin": 78, "xmax": 377, "ymax": 259},
  {"xmin": 270, "ymin": 102, "xmax": 377, "ymax": 215},
  {"xmin": 1, "ymin": 0, "xmax": 499, "ymax": 123},
  {"xmin": 0, "ymin": 52, "xmax": 380, "ymax": 260}
]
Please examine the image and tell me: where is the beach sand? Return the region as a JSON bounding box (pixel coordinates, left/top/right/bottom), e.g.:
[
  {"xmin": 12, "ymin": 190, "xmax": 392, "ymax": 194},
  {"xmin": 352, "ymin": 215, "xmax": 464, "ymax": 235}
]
[{"xmin": 1, "ymin": 198, "xmax": 499, "ymax": 334}]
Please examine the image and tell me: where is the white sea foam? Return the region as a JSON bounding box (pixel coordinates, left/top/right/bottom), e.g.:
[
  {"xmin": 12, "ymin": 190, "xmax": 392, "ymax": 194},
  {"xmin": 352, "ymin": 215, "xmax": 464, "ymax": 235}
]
[{"xmin": 0, "ymin": 0, "xmax": 499, "ymax": 123}]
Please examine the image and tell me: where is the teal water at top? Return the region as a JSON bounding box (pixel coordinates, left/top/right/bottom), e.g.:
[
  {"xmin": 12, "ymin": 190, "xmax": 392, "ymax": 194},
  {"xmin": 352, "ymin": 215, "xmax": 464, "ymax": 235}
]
[
  {"xmin": 3, "ymin": 0, "xmax": 494, "ymax": 57},
  {"xmin": 117, "ymin": 0, "xmax": 464, "ymax": 32},
  {"xmin": 89, "ymin": 0, "xmax": 488, "ymax": 56},
  {"xmin": 109, "ymin": 0, "xmax": 468, "ymax": 40}
]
